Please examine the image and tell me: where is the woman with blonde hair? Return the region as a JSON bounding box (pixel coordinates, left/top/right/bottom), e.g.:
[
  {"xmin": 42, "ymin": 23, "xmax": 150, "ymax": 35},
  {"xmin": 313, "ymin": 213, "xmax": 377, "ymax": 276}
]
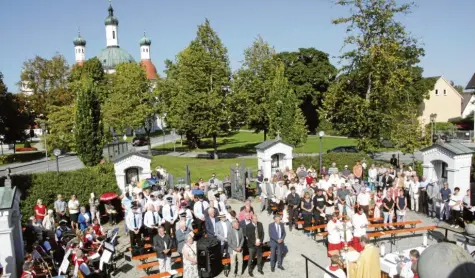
[
  {"xmin": 182, "ymin": 233, "xmax": 199, "ymax": 278},
  {"xmin": 34, "ymin": 199, "xmax": 46, "ymax": 225}
]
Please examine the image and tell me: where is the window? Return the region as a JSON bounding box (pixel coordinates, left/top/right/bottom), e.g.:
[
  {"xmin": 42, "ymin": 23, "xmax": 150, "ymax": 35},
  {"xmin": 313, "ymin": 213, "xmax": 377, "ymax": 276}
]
[
  {"xmin": 435, "ymin": 89, "xmax": 439, "ymax": 96},
  {"xmin": 444, "ymin": 89, "xmax": 447, "ymax": 96},
  {"xmin": 112, "ymin": 31, "xmax": 115, "ymax": 39},
  {"xmin": 82, "ymin": 49, "xmax": 84, "ymax": 53},
  {"xmin": 442, "ymin": 162, "xmax": 448, "ymax": 179},
  {"xmin": 143, "ymin": 48, "xmax": 145, "ymax": 52},
  {"xmin": 146, "ymin": 49, "xmax": 148, "ymax": 52}
]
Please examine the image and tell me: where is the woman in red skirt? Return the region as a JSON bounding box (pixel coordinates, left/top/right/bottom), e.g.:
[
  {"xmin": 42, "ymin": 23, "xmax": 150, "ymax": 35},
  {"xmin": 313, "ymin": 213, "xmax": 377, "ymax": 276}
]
[{"xmin": 326, "ymin": 213, "xmax": 343, "ymax": 256}]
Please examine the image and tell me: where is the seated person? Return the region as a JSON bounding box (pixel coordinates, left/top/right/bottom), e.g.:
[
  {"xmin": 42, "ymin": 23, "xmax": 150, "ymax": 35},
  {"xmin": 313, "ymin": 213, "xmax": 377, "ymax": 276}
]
[
  {"xmin": 91, "ymin": 219, "xmax": 104, "ymax": 239},
  {"xmin": 83, "ymin": 227, "xmax": 101, "ymax": 250},
  {"xmin": 105, "ymin": 202, "xmax": 117, "ymax": 225},
  {"xmin": 56, "ymin": 219, "xmax": 71, "ymax": 241},
  {"xmin": 20, "ymin": 261, "xmax": 36, "ymax": 278},
  {"xmin": 399, "ymin": 249, "xmax": 420, "ymax": 278}
]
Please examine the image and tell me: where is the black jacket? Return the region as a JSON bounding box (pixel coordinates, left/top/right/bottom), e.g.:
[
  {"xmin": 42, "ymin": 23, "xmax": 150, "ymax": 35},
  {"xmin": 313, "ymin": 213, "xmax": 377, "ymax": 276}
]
[
  {"xmin": 153, "ymin": 234, "xmax": 173, "ymax": 258},
  {"xmin": 246, "ymin": 222, "xmax": 264, "ymax": 247},
  {"xmin": 287, "ymin": 193, "xmax": 301, "ymax": 207}
]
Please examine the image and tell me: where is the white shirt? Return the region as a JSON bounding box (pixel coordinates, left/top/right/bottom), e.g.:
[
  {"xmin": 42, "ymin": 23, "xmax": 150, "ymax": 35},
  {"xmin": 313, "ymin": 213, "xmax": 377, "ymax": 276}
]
[
  {"xmin": 162, "ymin": 204, "xmax": 178, "ymax": 223},
  {"xmin": 409, "ymin": 181, "xmax": 419, "ymax": 196},
  {"xmin": 319, "ymin": 180, "xmax": 332, "ymax": 192},
  {"xmin": 275, "ymin": 185, "xmax": 288, "ymax": 201},
  {"xmin": 369, "ymin": 168, "xmax": 377, "ymax": 181},
  {"xmin": 357, "ymin": 192, "xmax": 370, "ymax": 206},
  {"xmin": 351, "ymin": 213, "xmax": 368, "ymax": 237},
  {"xmin": 144, "ymin": 211, "xmax": 161, "ymax": 228},
  {"xmin": 327, "ymin": 220, "xmax": 341, "ymax": 244},
  {"xmin": 323, "ymin": 266, "xmax": 347, "ymax": 278},
  {"xmin": 220, "ymin": 221, "xmax": 228, "ymax": 243},
  {"xmin": 275, "ymin": 223, "xmax": 282, "ymax": 239},
  {"xmin": 193, "ymin": 200, "xmax": 209, "ymax": 219},
  {"xmin": 451, "ymin": 193, "xmax": 463, "ymax": 211},
  {"xmin": 68, "ymin": 200, "xmax": 80, "ymax": 214},
  {"xmin": 126, "ymin": 212, "xmax": 143, "ymax": 231}
]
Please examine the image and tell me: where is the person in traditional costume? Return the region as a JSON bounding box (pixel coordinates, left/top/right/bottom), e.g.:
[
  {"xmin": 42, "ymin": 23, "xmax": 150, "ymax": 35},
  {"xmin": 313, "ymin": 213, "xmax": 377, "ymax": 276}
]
[
  {"xmin": 353, "ymin": 235, "xmax": 380, "ymax": 278},
  {"xmin": 20, "ymin": 261, "xmax": 36, "ymax": 278},
  {"xmin": 324, "ymin": 255, "xmax": 347, "ymax": 278},
  {"xmin": 351, "ymin": 206, "xmax": 368, "ymax": 252},
  {"xmin": 326, "ymin": 213, "xmax": 342, "ymax": 256}
]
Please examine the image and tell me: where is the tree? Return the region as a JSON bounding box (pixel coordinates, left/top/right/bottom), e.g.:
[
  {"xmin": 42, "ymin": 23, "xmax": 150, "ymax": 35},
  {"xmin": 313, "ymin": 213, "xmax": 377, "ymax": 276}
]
[
  {"xmin": 75, "ymin": 78, "xmax": 103, "ymax": 166},
  {"xmin": 46, "ymin": 105, "xmax": 76, "ymax": 153},
  {"xmin": 19, "ymin": 54, "xmax": 71, "ymax": 119},
  {"xmin": 277, "ymin": 48, "xmax": 337, "ymax": 133},
  {"xmin": 156, "ymin": 19, "xmax": 232, "ymax": 158},
  {"xmin": 232, "ymin": 36, "xmax": 280, "ymax": 140},
  {"xmin": 103, "ymin": 63, "xmax": 154, "ymax": 155},
  {"xmin": 391, "ymin": 110, "xmax": 426, "ymax": 155},
  {"xmin": 322, "ymin": 0, "xmax": 433, "ymax": 150},
  {"xmin": 268, "ymin": 64, "xmax": 308, "ymax": 146},
  {"xmin": 0, "ymin": 72, "xmax": 31, "ymax": 152},
  {"xmin": 70, "ymin": 57, "xmax": 107, "ymax": 101},
  {"xmin": 454, "ymin": 85, "xmax": 465, "ymax": 94}
]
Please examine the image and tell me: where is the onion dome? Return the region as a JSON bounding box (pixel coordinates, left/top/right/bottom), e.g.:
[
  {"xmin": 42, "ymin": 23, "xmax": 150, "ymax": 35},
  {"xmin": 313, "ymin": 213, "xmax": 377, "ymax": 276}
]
[
  {"xmin": 97, "ymin": 47, "xmax": 135, "ymax": 71},
  {"xmin": 73, "ymin": 32, "xmax": 86, "ymax": 46},
  {"xmin": 139, "ymin": 33, "xmax": 152, "ymax": 46},
  {"xmin": 104, "ymin": 3, "xmax": 119, "ymax": 25}
]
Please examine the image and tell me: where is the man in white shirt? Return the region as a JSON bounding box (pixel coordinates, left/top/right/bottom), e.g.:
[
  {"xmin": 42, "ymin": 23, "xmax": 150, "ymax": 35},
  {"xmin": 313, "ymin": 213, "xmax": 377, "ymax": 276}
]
[
  {"xmin": 126, "ymin": 206, "xmax": 143, "ymax": 247},
  {"xmin": 144, "ymin": 203, "xmax": 161, "ymax": 238},
  {"xmin": 409, "ymin": 176, "xmax": 419, "ymax": 212},
  {"xmin": 193, "ymin": 195, "xmax": 209, "ymax": 234},
  {"xmin": 274, "ymin": 181, "xmax": 288, "ymax": 212},
  {"xmin": 357, "ymin": 185, "xmax": 370, "ymax": 216},
  {"xmin": 215, "ymin": 213, "xmax": 231, "ymax": 254},
  {"xmin": 162, "ymin": 197, "xmax": 178, "ymax": 237},
  {"xmin": 352, "ymin": 206, "xmax": 368, "ymax": 252},
  {"xmin": 319, "ymin": 175, "xmax": 332, "ymax": 192},
  {"xmin": 450, "ymin": 187, "xmax": 463, "ymax": 228},
  {"xmin": 368, "ymin": 164, "xmax": 377, "ymax": 191}
]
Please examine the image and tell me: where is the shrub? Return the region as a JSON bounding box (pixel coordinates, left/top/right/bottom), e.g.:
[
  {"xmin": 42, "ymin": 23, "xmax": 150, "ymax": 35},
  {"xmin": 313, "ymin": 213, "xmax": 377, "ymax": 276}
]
[
  {"xmin": 24, "ymin": 141, "xmax": 32, "ymax": 148},
  {"xmin": 0, "ymin": 163, "xmax": 119, "ymax": 223},
  {"xmin": 0, "ymin": 152, "xmax": 46, "ymax": 165},
  {"xmin": 294, "ymin": 152, "xmax": 374, "ymax": 175},
  {"xmin": 15, "ymin": 147, "xmax": 38, "ymax": 152}
]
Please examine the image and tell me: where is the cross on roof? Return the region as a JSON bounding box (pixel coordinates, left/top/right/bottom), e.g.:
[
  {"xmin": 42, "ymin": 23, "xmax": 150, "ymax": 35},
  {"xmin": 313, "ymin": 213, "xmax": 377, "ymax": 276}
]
[{"xmin": 276, "ymin": 130, "xmax": 281, "ymax": 140}]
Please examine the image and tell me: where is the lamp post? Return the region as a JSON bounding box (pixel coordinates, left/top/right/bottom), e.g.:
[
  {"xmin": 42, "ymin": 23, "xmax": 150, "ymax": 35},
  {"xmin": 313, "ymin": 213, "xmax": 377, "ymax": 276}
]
[
  {"xmin": 40, "ymin": 123, "xmax": 49, "ymax": 171},
  {"xmin": 430, "ymin": 113, "xmax": 437, "ymax": 143},
  {"xmin": 53, "ymin": 148, "xmax": 61, "ymax": 175},
  {"xmin": 319, "ymin": 131, "xmax": 325, "ymax": 173}
]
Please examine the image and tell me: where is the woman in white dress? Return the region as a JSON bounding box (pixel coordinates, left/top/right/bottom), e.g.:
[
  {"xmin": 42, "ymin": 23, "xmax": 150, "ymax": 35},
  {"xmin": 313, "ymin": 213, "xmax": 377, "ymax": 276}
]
[{"xmin": 182, "ymin": 234, "xmax": 199, "ymax": 278}]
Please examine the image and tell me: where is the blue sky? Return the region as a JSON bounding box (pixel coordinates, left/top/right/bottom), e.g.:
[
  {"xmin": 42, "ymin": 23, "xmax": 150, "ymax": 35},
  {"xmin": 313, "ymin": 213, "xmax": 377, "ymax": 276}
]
[{"xmin": 1, "ymin": 0, "xmax": 474, "ymax": 92}]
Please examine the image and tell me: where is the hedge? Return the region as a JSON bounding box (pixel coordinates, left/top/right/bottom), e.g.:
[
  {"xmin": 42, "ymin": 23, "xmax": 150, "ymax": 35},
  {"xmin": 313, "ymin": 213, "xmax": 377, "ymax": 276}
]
[
  {"xmin": 0, "ymin": 151, "xmax": 46, "ymax": 165},
  {"xmin": 293, "ymin": 152, "xmax": 375, "ymax": 176},
  {"xmin": 0, "ymin": 163, "xmax": 119, "ymax": 223}
]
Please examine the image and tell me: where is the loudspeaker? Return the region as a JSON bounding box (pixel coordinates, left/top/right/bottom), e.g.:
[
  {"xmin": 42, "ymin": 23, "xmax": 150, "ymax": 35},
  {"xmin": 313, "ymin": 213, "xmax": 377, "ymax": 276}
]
[
  {"xmin": 197, "ymin": 237, "xmax": 222, "ymax": 277},
  {"xmin": 471, "ymin": 183, "xmax": 475, "ymax": 206}
]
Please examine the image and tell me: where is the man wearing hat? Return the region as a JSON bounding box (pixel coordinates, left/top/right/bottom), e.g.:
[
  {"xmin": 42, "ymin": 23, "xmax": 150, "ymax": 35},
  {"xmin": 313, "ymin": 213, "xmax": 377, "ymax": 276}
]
[
  {"xmin": 207, "ymin": 184, "xmax": 218, "ymax": 202},
  {"xmin": 126, "ymin": 205, "xmax": 143, "ymax": 248},
  {"xmin": 162, "ymin": 196, "xmax": 178, "ymax": 237},
  {"xmin": 215, "ymin": 212, "xmax": 232, "ymax": 254}
]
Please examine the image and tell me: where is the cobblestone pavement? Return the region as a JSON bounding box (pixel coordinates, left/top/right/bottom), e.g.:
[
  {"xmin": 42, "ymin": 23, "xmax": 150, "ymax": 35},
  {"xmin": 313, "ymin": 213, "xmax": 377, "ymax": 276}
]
[{"xmin": 110, "ymin": 198, "xmax": 463, "ymax": 278}]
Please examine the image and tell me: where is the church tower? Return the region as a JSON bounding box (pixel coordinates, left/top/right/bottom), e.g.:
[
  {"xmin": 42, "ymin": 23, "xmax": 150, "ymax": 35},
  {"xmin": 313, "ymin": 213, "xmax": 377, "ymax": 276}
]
[
  {"xmin": 105, "ymin": 1, "xmax": 119, "ymax": 47},
  {"xmin": 139, "ymin": 33, "xmax": 158, "ymax": 80},
  {"xmin": 73, "ymin": 31, "xmax": 86, "ymax": 66}
]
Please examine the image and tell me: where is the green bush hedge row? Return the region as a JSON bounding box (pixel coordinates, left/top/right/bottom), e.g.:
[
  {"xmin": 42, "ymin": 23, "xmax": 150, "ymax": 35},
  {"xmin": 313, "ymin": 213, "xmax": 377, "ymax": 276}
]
[
  {"xmin": 0, "ymin": 163, "xmax": 119, "ymax": 223},
  {"xmin": 0, "ymin": 151, "xmax": 46, "ymax": 165}
]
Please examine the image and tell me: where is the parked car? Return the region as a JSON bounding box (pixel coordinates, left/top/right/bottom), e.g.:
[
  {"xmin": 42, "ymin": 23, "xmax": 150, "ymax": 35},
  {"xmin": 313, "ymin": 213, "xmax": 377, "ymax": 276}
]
[
  {"xmin": 327, "ymin": 146, "xmax": 375, "ymax": 158},
  {"xmin": 132, "ymin": 135, "xmax": 149, "ymax": 146}
]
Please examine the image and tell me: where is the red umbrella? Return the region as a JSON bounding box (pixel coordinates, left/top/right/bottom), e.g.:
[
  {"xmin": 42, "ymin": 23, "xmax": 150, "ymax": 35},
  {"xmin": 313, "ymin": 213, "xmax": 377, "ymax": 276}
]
[{"xmin": 100, "ymin": 192, "xmax": 118, "ymax": 202}]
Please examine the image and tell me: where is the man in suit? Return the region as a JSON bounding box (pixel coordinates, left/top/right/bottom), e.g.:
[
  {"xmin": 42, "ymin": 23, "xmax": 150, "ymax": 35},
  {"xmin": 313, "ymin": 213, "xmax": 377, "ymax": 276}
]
[
  {"xmin": 175, "ymin": 220, "xmax": 191, "ymax": 256},
  {"xmin": 286, "ymin": 186, "xmax": 301, "ymax": 231},
  {"xmin": 227, "ymin": 220, "xmax": 244, "ymax": 278},
  {"xmin": 205, "ymin": 207, "xmax": 218, "ymax": 237},
  {"xmin": 269, "ymin": 215, "xmax": 286, "ymax": 272},
  {"xmin": 215, "ymin": 213, "xmax": 232, "ymax": 254},
  {"xmin": 152, "ymin": 226, "xmax": 173, "ymax": 273},
  {"xmin": 246, "ymin": 215, "xmax": 265, "ymax": 277}
]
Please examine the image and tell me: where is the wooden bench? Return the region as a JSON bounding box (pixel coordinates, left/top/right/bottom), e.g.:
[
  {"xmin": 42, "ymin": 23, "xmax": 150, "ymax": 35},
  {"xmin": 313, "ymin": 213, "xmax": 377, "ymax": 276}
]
[
  {"xmin": 368, "ymin": 220, "xmax": 421, "ymax": 231},
  {"xmin": 129, "ymin": 243, "xmax": 153, "ymax": 251},
  {"xmin": 132, "ymin": 248, "xmax": 178, "ymax": 262},
  {"xmin": 141, "ymin": 251, "xmax": 272, "ymax": 278},
  {"xmin": 137, "ymin": 256, "xmax": 182, "ymax": 274},
  {"xmin": 367, "ymin": 225, "xmax": 436, "ymax": 245}
]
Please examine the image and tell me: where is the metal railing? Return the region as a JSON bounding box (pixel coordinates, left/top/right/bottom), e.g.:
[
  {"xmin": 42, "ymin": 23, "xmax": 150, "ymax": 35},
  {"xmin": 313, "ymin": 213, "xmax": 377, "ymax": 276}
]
[{"xmin": 301, "ymin": 254, "xmax": 338, "ymax": 278}]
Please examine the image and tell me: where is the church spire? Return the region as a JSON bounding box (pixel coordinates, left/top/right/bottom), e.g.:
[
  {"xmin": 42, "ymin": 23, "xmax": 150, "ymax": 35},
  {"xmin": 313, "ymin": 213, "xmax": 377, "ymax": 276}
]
[{"xmin": 104, "ymin": 0, "xmax": 119, "ymax": 47}]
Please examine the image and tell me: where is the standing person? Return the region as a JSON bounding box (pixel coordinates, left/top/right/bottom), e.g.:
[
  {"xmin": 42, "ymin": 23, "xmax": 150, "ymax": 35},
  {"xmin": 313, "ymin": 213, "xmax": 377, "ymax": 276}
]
[
  {"xmin": 419, "ymin": 177, "xmax": 429, "ymax": 214},
  {"xmin": 324, "ymin": 255, "xmax": 347, "ymax": 278},
  {"xmin": 54, "ymin": 194, "xmax": 67, "ymax": 221},
  {"xmin": 34, "ymin": 199, "xmax": 46, "ymax": 225},
  {"xmin": 268, "ymin": 215, "xmax": 286, "ymax": 272},
  {"xmin": 326, "ymin": 213, "xmax": 342, "ymax": 256},
  {"xmin": 264, "ymin": 179, "xmax": 275, "ymax": 215},
  {"xmin": 426, "ymin": 179, "xmax": 440, "ymax": 218},
  {"xmin": 313, "ymin": 189, "xmax": 326, "ymax": 233},
  {"xmin": 205, "ymin": 207, "xmax": 218, "ymax": 237},
  {"xmin": 301, "ymin": 192, "xmax": 314, "ymax": 237},
  {"xmin": 175, "ymin": 220, "xmax": 191, "ymax": 256},
  {"xmin": 390, "ymin": 154, "xmax": 398, "ymax": 168},
  {"xmin": 325, "ymin": 188, "xmax": 336, "ymax": 220},
  {"xmin": 215, "ymin": 213, "xmax": 231, "ymax": 254},
  {"xmin": 368, "ymin": 164, "xmax": 377, "ymax": 191},
  {"xmin": 246, "ymin": 215, "xmax": 265, "ymax": 277},
  {"xmin": 337, "ymin": 184, "xmax": 350, "ymax": 217},
  {"xmin": 193, "ymin": 195, "xmax": 209, "ymax": 234},
  {"xmin": 162, "ymin": 197, "xmax": 178, "ymax": 237},
  {"xmin": 382, "ymin": 191, "xmax": 395, "ymax": 229},
  {"xmin": 256, "ymin": 170, "xmax": 264, "ymax": 198},
  {"xmin": 42, "ymin": 209, "xmax": 55, "ymax": 232},
  {"xmin": 353, "ymin": 161, "xmax": 363, "ymax": 182},
  {"xmin": 345, "ymin": 190, "xmax": 356, "ymax": 219},
  {"xmin": 126, "ymin": 206, "xmax": 143, "ymax": 248},
  {"xmin": 122, "ymin": 192, "xmax": 133, "ymax": 234},
  {"xmin": 88, "ymin": 193, "xmax": 100, "ymax": 224},
  {"xmin": 463, "ymin": 189, "xmax": 473, "ymax": 223},
  {"xmin": 182, "ymin": 234, "xmax": 199, "ymax": 278},
  {"xmin": 144, "ymin": 204, "xmax": 160, "ymax": 239},
  {"xmin": 439, "ymin": 182, "xmax": 452, "ymax": 222},
  {"xmin": 286, "ymin": 187, "xmax": 300, "ymax": 231},
  {"xmin": 354, "ymin": 236, "xmax": 381, "ymax": 278},
  {"xmin": 153, "ymin": 226, "xmax": 173, "ymax": 273},
  {"xmin": 409, "ymin": 176, "xmax": 420, "ymax": 212},
  {"xmin": 396, "ymin": 189, "xmax": 408, "ymax": 225},
  {"xmin": 274, "ymin": 181, "xmax": 288, "ymax": 212},
  {"xmin": 373, "ymin": 190, "xmax": 383, "ymax": 220},
  {"xmin": 78, "ymin": 206, "xmax": 91, "ymax": 231},
  {"xmin": 227, "ymin": 220, "xmax": 244, "ymax": 278},
  {"xmin": 351, "ymin": 207, "xmax": 368, "ymax": 252},
  {"xmin": 449, "ymin": 187, "xmax": 463, "ymax": 228},
  {"xmin": 68, "ymin": 195, "xmax": 80, "ymax": 230},
  {"xmin": 357, "ymin": 185, "xmax": 370, "ymax": 216}
]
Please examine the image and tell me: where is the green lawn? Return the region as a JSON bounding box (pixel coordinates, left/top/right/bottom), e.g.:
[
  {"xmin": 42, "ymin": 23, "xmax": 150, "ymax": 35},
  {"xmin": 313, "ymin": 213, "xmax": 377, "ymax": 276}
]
[
  {"xmin": 151, "ymin": 155, "xmax": 257, "ymax": 182},
  {"xmin": 154, "ymin": 131, "xmax": 357, "ymax": 154}
]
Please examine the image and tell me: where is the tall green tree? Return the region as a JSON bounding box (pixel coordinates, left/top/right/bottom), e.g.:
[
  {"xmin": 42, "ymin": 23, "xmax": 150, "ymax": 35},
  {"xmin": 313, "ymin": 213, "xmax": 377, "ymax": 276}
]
[
  {"xmin": 268, "ymin": 64, "xmax": 308, "ymax": 146},
  {"xmin": 232, "ymin": 36, "xmax": 280, "ymax": 140},
  {"xmin": 70, "ymin": 57, "xmax": 107, "ymax": 101},
  {"xmin": 156, "ymin": 19, "xmax": 232, "ymax": 158},
  {"xmin": 46, "ymin": 105, "xmax": 76, "ymax": 153},
  {"xmin": 277, "ymin": 48, "xmax": 337, "ymax": 133},
  {"xmin": 75, "ymin": 78, "xmax": 103, "ymax": 166},
  {"xmin": 19, "ymin": 54, "xmax": 71, "ymax": 119},
  {"xmin": 322, "ymin": 0, "xmax": 433, "ymax": 150},
  {"xmin": 103, "ymin": 63, "xmax": 154, "ymax": 155}
]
